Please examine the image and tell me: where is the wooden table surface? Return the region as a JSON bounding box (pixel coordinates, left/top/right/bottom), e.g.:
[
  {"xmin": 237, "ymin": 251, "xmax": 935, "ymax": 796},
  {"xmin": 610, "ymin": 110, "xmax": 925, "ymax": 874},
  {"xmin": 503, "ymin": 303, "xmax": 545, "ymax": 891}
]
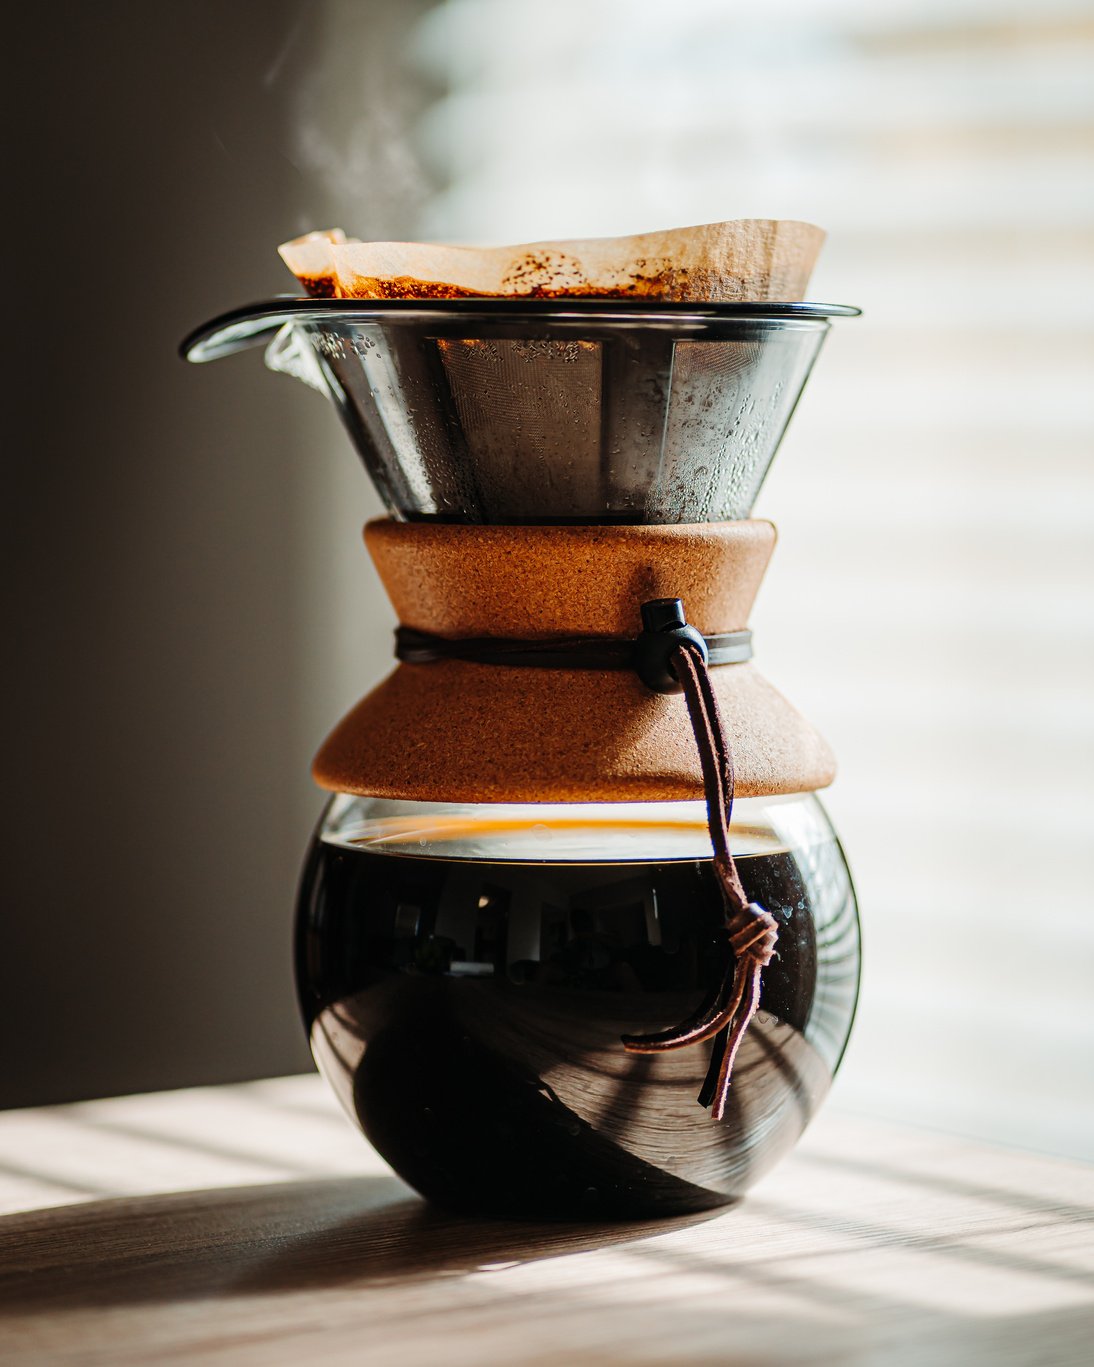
[{"xmin": 0, "ymin": 1075, "xmax": 1090, "ymax": 1366}]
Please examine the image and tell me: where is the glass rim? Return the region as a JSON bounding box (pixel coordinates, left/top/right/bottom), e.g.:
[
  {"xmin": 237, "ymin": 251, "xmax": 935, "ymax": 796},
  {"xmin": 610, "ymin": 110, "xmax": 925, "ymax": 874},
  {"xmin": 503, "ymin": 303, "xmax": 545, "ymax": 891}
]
[{"xmin": 181, "ymin": 295, "xmax": 861, "ymax": 364}]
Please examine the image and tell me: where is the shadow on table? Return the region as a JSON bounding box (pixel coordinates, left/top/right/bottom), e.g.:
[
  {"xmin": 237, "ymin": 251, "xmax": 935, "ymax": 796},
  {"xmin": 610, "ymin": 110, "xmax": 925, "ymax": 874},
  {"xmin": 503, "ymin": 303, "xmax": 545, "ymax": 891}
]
[
  {"xmin": 3, "ymin": 1171, "xmax": 1093, "ymax": 1367},
  {"xmin": 0, "ymin": 1174, "xmax": 716, "ymax": 1310}
]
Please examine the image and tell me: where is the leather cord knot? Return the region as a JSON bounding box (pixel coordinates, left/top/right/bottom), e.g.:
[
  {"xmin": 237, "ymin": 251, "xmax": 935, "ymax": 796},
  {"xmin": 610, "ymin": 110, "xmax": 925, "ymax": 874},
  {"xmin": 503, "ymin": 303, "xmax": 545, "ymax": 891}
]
[{"xmin": 724, "ymin": 886, "xmax": 779, "ymax": 964}]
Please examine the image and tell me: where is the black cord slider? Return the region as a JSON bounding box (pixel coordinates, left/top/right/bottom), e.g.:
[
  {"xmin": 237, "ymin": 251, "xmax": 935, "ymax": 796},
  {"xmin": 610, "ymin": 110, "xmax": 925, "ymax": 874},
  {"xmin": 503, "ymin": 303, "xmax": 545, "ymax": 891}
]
[{"xmin": 634, "ymin": 598, "xmax": 709, "ymax": 694}]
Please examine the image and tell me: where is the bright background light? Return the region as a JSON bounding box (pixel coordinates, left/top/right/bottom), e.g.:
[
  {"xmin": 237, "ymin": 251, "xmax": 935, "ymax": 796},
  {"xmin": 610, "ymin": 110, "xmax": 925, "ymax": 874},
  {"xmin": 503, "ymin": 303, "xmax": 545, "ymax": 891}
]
[{"xmin": 383, "ymin": 0, "xmax": 1094, "ymax": 1158}]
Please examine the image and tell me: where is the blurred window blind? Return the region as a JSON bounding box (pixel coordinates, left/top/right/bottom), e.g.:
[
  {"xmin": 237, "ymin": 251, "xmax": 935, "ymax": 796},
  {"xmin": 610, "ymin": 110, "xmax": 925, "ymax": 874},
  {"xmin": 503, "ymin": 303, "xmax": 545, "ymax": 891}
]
[{"xmin": 412, "ymin": 0, "xmax": 1094, "ymax": 1159}]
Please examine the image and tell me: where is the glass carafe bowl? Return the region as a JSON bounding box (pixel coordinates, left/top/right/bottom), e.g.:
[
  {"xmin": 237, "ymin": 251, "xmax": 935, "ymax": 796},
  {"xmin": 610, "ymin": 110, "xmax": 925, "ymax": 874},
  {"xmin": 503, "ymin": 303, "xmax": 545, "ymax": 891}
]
[{"xmin": 297, "ymin": 791, "xmax": 860, "ymax": 1218}]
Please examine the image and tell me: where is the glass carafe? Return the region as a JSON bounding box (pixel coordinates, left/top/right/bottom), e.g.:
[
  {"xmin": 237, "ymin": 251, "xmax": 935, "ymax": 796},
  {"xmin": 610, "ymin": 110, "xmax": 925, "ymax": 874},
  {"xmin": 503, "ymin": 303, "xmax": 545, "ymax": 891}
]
[
  {"xmin": 299, "ymin": 793, "xmax": 858, "ymax": 1217},
  {"xmin": 185, "ymin": 296, "xmax": 862, "ymax": 1219}
]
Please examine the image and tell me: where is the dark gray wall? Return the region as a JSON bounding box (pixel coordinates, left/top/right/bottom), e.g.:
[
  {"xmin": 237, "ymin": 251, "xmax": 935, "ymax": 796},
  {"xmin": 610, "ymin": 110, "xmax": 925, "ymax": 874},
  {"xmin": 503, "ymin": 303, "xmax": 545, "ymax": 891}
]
[{"xmin": 3, "ymin": 1, "xmax": 436, "ymax": 1106}]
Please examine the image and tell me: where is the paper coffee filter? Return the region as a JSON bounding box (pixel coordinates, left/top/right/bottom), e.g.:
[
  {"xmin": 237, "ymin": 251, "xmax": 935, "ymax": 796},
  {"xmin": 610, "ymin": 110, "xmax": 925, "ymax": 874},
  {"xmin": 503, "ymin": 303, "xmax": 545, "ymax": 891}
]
[
  {"xmin": 278, "ymin": 219, "xmax": 825, "ymax": 302},
  {"xmin": 278, "ymin": 228, "xmax": 355, "ymax": 298}
]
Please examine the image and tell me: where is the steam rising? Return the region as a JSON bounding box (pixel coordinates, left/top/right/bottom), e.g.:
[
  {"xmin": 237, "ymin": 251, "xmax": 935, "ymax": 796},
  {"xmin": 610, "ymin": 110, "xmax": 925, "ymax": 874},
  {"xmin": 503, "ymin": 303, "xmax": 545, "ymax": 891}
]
[{"xmin": 280, "ymin": 2, "xmax": 436, "ymax": 240}]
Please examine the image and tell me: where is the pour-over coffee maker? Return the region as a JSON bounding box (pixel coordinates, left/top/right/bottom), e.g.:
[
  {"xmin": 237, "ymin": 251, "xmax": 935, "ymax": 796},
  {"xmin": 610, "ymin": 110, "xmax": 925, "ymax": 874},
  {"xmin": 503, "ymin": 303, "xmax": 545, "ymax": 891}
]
[{"xmin": 183, "ymin": 223, "xmax": 861, "ymax": 1219}]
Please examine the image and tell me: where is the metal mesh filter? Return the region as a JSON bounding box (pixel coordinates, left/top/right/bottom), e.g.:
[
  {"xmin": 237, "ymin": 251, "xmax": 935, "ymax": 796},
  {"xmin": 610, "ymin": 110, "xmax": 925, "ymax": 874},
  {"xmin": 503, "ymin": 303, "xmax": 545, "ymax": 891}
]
[{"xmin": 275, "ymin": 308, "xmax": 832, "ymax": 523}]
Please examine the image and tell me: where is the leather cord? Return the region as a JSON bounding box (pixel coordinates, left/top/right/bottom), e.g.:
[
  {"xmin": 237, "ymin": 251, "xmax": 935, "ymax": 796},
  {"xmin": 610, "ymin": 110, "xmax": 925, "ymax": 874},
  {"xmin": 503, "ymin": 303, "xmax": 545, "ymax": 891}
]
[
  {"xmin": 620, "ymin": 638, "xmax": 779, "ymax": 1121},
  {"xmin": 395, "ymin": 624, "xmax": 753, "ymax": 670},
  {"xmin": 392, "ymin": 600, "xmax": 776, "ymax": 1120}
]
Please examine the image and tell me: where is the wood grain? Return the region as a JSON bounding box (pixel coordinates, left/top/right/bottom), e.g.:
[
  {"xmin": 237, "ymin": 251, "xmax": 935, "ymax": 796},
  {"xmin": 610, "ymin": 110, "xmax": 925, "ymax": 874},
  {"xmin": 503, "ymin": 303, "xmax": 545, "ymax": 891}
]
[{"xmin": 0, "ymin": 1076, "xmax": 1090, "ymax": 1366}]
